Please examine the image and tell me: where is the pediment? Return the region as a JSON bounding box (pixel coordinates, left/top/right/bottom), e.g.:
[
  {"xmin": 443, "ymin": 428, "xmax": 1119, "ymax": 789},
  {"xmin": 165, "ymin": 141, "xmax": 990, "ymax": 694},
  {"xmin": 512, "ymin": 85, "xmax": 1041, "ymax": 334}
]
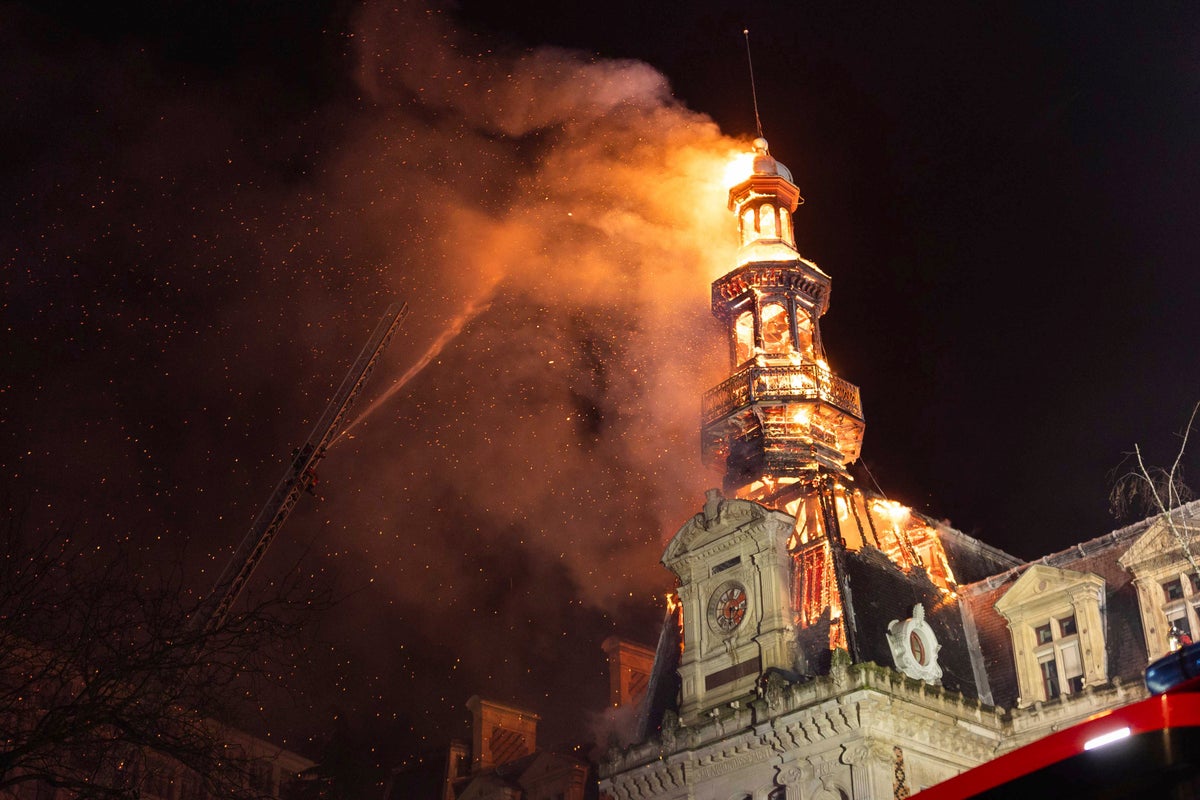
[
  {"xmin": 994, "ymin": 563, "xmax": 1103, "ymax": 616},
  {"xmin": 1118, "ymin": 506, "xmax": 1200, "ymax": 573},
  {"xmin": 662, "ymin": 497, "xmax": 793, "ymax": 566}
]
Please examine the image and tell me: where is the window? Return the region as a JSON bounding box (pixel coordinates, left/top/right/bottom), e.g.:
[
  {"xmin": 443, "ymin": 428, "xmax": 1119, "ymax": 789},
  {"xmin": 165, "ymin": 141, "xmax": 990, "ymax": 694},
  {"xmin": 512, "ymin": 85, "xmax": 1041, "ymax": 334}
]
[
  {"xmin": 759, "ymin": 203, "xmax": 777, "ymax": 238},
  {"xmin": 1169, "ymin": 609, "xmax": 1192, "ymax": 642},
  {"xmin": 779, "ymin": 207, "xmax": 793, "ymax": 245},
  {"xmin": 1033, "ymin": 615, "xmax": 1083, "ymax": 700},
  {"xmin": 760, "ymin": 302, "xmax": 791, "ymax": 354},
  {"xmin": 734, "ymin": 310, "xmax": 754, "ymax": 364},
  {"xmin": 1038, "ymin": 655, "xmax": 1060, "ymax": 700},
  {"xmin": 1159, "ymin": 572, "xmax": 1200, "ymax": 652},
  {"xmin": 1164, "ymin": 578, "xmax": 1185, "ymax": 601},
  {"xmin": 711, "ymin": 555, "xmax": 741, "ymax": 575},
  {"xmin": 795, "ymin": 313, "xmax": 814, "ymax": 359}
]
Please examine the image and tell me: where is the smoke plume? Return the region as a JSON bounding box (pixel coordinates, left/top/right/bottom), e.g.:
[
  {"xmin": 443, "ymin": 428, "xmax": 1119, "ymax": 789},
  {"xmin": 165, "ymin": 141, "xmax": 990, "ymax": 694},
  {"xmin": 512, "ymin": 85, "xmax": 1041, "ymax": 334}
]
[{"xmin": 2, "ymin": 0, "xmax": 751, "ymax": 762}]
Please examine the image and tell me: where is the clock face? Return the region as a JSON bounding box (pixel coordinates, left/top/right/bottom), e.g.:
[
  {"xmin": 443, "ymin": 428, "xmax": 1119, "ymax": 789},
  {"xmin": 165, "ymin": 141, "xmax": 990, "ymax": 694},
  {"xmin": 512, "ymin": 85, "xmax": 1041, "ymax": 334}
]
[{"xmin": 713, "ymin": 585, "xmax": 748, "ymax": 632}]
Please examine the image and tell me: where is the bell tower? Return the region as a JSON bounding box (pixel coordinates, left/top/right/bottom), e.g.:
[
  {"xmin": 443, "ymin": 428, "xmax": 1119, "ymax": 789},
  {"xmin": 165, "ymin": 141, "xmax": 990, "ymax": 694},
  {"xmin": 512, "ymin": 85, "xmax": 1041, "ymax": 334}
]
[
  {"xmin": 701, "ymin": 137, "xmax": 865, "ymax": 504},
  {"xmin": 664, "ymin": 140, "xmax": 869, "ymax": 722}
]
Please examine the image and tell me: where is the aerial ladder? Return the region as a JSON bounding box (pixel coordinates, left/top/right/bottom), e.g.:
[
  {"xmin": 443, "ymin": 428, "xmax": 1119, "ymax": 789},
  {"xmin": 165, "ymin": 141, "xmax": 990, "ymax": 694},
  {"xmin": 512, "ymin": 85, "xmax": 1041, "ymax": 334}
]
[{"xmin": 192, "ymin": 302, "xmax": 410, "ymax": 633}]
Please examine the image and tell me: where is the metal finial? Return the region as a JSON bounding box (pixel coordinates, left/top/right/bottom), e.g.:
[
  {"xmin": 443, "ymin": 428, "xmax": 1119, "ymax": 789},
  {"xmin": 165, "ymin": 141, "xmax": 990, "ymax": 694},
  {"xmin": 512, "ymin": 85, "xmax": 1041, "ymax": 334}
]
[{"xmin": 743, "ymin": 28, "xmax": 764, "ymax": 139}]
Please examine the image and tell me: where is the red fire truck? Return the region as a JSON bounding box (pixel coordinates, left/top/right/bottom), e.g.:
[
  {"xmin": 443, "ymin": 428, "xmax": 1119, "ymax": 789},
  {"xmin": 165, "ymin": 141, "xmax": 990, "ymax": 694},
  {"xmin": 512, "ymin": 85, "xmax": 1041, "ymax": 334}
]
[{"xmin": 911, "ymin": 643, "xmax": 1200, "ymax": 798}]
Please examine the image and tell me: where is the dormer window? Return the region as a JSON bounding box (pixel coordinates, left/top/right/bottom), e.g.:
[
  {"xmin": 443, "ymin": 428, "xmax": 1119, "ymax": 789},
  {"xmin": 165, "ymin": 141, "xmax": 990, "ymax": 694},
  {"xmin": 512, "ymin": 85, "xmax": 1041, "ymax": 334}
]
[{"xmin": 994, "ymin": 564, "xmax": 1107, "ymax": 708}]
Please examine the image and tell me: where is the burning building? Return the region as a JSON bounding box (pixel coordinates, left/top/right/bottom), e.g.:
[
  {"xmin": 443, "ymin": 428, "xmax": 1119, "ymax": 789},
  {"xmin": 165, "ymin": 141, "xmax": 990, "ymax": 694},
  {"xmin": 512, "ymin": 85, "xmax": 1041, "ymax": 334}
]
[{"xmin": 598, "ymin": 139, "xmax": 1200, "ymax": 798}]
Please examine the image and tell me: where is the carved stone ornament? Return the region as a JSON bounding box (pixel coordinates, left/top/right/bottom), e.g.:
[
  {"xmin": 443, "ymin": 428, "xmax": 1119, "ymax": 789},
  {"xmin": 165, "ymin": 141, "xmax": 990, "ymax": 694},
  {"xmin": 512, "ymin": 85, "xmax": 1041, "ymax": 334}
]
[
  {"xmin": 660, "ymin": 710, "xmax": 679, "ymax": 750},
  {"xmin": 886, "ymin": 603, "xmax": 943, "ymax": 684}
]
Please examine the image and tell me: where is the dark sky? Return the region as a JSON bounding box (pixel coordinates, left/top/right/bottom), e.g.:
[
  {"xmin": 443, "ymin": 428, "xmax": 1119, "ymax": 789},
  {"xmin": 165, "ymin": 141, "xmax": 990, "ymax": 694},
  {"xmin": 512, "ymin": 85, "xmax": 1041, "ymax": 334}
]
[{"xmin": 4, "ymin": 0, "xmax": 1199, "ymax": 776}]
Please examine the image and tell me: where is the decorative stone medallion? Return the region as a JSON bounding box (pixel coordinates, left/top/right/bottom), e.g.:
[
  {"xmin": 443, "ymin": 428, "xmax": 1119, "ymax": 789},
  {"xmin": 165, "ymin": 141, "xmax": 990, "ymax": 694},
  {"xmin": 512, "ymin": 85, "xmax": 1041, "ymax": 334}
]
[{"xmin": 886, "ymin": 603, "xmax": 943, "ymax": 683}]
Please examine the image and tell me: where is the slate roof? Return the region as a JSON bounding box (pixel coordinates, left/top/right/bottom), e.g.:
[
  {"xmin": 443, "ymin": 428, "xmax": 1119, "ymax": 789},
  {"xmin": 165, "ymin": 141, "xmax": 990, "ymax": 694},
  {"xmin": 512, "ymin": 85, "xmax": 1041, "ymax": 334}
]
[
  {"xmin": 842, "ymin": 546, "xmax": 981, "ymax": 698},
  {"xmin": 955, "ymin": 507, "xmax": 1185, "ymax": 709},
  {"xmin": 636, "ymin": 608, "xmax": 681, "ymax": 741}
]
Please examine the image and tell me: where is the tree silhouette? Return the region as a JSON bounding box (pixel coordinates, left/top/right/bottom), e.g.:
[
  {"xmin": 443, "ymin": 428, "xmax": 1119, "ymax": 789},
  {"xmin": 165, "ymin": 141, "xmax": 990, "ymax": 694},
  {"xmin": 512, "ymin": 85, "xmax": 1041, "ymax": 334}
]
[{"xmin": 0, "ymin": 502, "xmax": 322, "ymax": 799}]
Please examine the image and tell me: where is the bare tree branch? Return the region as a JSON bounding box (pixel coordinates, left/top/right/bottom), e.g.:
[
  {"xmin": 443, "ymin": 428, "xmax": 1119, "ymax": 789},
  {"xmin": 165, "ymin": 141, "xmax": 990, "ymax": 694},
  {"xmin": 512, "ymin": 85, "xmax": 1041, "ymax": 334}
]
[
  {"xmin": 0, "ymin": 502, "xmax": 327, "ymax": 800},
  {"xmin": 1111, "ymin": 401, "xmax": 1200, "ymax": 575}
]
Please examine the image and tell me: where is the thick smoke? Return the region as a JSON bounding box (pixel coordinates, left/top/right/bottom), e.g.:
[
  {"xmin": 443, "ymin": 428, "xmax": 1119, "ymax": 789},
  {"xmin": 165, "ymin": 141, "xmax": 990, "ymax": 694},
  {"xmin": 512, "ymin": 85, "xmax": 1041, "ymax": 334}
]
[{"xmin": 2, "ymin": 0, "xmax": 749, "ymax": 762}]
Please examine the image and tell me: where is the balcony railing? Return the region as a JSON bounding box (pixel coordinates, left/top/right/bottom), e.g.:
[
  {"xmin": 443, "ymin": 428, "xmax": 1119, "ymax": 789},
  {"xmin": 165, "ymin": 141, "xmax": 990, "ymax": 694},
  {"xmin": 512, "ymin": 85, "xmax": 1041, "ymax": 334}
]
[{"xmin": 702, "ymin": 363, "xmax": 863, "ymax": 423}]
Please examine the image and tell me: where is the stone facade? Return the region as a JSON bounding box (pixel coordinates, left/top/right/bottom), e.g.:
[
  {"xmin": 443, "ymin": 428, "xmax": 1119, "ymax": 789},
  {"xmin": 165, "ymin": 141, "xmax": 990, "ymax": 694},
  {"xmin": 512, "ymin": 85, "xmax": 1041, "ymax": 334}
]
[{"xmin": 604, "ymin": 656, "xmax": 1004, "ymax": 799}]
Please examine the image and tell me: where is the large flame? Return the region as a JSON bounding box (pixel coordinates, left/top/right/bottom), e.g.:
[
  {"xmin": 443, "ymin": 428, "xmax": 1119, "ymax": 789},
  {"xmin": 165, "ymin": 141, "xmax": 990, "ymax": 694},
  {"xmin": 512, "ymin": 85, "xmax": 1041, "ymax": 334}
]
[{"xmin": 722, "ymin": 149, "xmax": 757, "ymax": 189}]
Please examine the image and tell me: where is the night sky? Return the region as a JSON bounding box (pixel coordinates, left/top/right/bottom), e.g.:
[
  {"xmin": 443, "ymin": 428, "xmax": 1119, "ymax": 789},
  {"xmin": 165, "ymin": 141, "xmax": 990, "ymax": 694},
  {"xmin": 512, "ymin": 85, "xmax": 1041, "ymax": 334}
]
[{"xmin": 4, "ymin": 0, "xmax": 1199, "ymax": 775}]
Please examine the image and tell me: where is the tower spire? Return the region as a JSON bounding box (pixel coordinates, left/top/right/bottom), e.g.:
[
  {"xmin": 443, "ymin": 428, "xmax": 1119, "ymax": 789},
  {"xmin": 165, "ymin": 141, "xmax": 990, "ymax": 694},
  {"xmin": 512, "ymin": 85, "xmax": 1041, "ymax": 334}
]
[
  {"xmin": 701, "ymin": 143, "xmax": 865, "ymax": 507},
  {"xmin": 742, "ymin": 28, "xmax": 764, "ymax": 139}
]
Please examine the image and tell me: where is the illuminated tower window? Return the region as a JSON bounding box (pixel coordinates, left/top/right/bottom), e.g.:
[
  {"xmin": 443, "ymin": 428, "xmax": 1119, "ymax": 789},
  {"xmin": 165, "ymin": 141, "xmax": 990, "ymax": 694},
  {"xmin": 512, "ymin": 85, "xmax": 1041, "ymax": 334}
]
[
  {"xmin": 759, "ymin": 203, "xmax": 777, "ymax": 238},
  {"xmin": 796, "ymin": 313, "xmax": 814, "ymax": 359},
  {"xmin": 760, "ymin": 302, "xmax": 791, "ymax": 354},
  {"xmin": 734, "ymin": 310, "xmax": 755, "ymax": 364}
]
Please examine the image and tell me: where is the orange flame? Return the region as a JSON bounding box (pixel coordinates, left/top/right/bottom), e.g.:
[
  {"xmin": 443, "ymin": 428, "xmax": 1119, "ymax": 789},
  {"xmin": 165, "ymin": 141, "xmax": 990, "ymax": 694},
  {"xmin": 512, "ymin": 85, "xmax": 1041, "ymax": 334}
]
[
  {"xmin": 722, "ymin": 149, "xmax": 757, "ymax": 189},
  {"xmin": 666, "ymin": 592, "xmax": 685, "ymax": 655}
]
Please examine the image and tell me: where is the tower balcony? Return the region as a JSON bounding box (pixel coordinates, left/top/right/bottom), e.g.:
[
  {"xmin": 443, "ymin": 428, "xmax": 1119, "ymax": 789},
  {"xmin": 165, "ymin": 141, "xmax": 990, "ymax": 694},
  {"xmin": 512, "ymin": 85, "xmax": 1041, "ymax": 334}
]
[{"xmin": 702, "ymin": 363, "xmax": 863, "ymax": 425}]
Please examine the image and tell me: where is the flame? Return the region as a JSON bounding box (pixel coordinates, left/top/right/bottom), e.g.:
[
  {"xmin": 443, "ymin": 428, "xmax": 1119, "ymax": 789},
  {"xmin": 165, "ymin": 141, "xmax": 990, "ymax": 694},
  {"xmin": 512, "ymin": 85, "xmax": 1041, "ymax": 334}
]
[
  {"xmin": 871, "ymin": 498, "xmax": 910, "ymax": 525},
  {"xmin": 834, "ymin": 494, "xmax": 849, "ymax": 520},
  {"xmin": 863, "ymin": 497, "xmax": 958, "ymax": 592},
  {"xmin": 723, "ymin": 149, "xmax": 757, "ymax": 189},
  {"xmin": 665, "ymin": 592, "xmax": 681, "ymax": 615},
  {"xmin": 666, "ymin": 592, "xmax": 684, "ymax": 654}
]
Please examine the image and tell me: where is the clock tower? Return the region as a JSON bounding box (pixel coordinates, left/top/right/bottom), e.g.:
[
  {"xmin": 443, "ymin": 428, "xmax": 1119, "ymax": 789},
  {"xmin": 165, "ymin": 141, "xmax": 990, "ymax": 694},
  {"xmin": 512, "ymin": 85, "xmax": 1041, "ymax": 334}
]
[
  {"xmin": 664, "ymin": 491, "xmax": 796, "ymax": 724},
  {"xmin": 664, "ymin": 139, "xmax": 867, "ymax": 722}
]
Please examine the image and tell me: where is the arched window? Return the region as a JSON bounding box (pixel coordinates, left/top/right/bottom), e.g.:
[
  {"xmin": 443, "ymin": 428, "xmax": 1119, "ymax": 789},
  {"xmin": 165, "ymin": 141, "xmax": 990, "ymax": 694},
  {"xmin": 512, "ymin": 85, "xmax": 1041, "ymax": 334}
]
[
  {"xmin": 759, "ymin": 203, "xmax": 777, "ymax": 238},
  {"xmin": 734, "ymin": 310, "xmax": 755, "ymax": 364},
  {"xmin": 780, "ymin": 207, "xmax": 793, "ymax": 244},
  {"xmin": 760, "ymin": 302, "xmax": 791, "ymax": 354},
  {"xmin": 741, "ymin": 207, "xmax": 756, "ymax": 246}
]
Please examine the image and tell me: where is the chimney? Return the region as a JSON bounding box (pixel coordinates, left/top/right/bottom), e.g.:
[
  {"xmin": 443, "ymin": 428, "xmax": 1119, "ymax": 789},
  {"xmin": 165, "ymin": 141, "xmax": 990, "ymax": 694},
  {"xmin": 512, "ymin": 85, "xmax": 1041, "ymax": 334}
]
[
  {"xmin": 442, "ymin": 739, "xmax": 469, "ymax": 800},
  {"xmin": 465, "ymin": 696, "xmax": 539, "ymax": 771},
  {"xmin": 601, "ymin": 637, "xmax": 656, "ymax": 708}
]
